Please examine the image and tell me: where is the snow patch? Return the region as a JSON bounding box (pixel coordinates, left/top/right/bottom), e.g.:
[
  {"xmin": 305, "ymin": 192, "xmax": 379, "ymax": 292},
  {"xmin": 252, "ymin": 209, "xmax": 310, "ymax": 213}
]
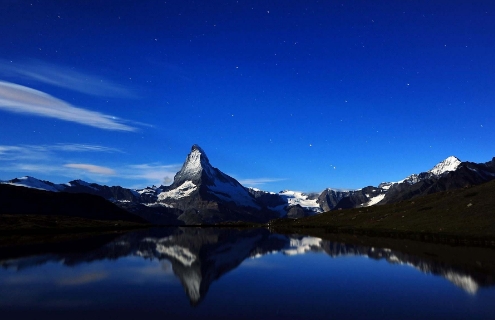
[
  {"xmin": 363, "ymin": 194, "xmax": 386, "ymax": 207},
  {"xmin": 158, "ymin": 181, "xmax": 197, "ymax": 200},
  {"xmin": 278, "ymin": 190, "xmax": 322, "ymax": 214}
]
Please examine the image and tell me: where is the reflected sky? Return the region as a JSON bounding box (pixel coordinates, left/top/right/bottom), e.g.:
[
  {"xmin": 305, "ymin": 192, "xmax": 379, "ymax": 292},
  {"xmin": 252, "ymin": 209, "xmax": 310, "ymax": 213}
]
[{"xmin": 0, "ymin": 228, "xmax": 494, "ymax": 319}]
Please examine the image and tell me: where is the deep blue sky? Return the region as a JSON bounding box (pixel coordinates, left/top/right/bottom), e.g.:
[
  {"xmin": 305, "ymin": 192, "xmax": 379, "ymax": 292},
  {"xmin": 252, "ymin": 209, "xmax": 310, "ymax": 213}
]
[{"xmin": 0, "ymin": 0, "xmax": 494, "ymax": 192}]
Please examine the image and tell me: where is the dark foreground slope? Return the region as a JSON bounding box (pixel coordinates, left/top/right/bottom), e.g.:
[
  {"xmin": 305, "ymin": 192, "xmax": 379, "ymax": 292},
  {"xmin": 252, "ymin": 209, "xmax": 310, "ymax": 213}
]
[
  {"xmin": 270, "ymin": 179, "xmax": 495, "ymax": 240},
  {"xmin": 0, "ymin": 184, "xmax": 147, "ymax": 229}
]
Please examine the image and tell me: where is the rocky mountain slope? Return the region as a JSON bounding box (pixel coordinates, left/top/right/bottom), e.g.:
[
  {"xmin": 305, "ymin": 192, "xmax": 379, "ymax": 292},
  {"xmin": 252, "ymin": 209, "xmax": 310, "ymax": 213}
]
[
  {"xmin": 379, "ymin": 157, "xmax": 495, "ymax": 205},
  {"xmin": 320, "ymin": 156, "xmax": 495, "ymax": 211}
]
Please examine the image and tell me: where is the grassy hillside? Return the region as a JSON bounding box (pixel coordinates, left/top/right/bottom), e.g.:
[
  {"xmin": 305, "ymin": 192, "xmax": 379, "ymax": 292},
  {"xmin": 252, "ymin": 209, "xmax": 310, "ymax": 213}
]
[{"xmin": 270, "ymin": 179, "xmax": 495, "ymax": 239}]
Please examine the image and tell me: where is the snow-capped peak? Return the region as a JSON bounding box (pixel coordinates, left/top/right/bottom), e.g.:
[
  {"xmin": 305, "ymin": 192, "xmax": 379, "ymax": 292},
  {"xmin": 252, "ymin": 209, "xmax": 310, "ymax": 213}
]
[
  {"xmin": 428, "ymin": 156, "xmax": 461, "ymax": 176},
  {"xmin": 382, "ymin": 156, "xmax": 462, "ymax": 186},
  {"xmin": 171, "ymin": 144, "xmax": 213, "ymax": 186}
]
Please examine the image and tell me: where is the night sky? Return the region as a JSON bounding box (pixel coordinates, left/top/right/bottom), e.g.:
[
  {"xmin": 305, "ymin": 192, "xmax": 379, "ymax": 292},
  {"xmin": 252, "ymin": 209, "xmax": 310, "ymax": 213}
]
[{"xmin": 1, "ymin": 1, "xmax": 494, "ymax": 192}]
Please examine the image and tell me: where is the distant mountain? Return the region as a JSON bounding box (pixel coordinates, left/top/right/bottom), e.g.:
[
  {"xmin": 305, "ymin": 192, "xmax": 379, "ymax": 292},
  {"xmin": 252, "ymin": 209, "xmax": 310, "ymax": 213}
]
[
  {"xmin": 380, "ymin": 156, "xmax": 495, "ymax": 205},
  {"xmin": 1, "ymin": 145, "xmax": 286, "ymax": 224},
  {"xmin": 320, "ymin": 156, "xmax": 495, "ymax": 211},
  {"xmin": 0, "ymin": 183, "xmax": 146, "ymax": 223},
  {"xmin": 2, "ymin": 147, "xmax": 495, "ymax": 223},
  {"xmin": 4, "ymin": 176, "xmax": 140, "ymax": 201},
  {"xmin": 386, "ymin": 156, "xmax": 462, "ymax": 186},
  {"xmin": 248, "ymin": 188, "xmax": 321, "ymax": 218},
  {"xmin": 318, "ymin": 186, "xmax": 387, "ymax": 212}
]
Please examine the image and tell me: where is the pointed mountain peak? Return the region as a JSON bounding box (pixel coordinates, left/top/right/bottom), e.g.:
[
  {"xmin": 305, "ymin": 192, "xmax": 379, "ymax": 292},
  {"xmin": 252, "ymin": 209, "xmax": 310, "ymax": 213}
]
[
  {"xmin": 186, "ymin": 144, "xmax": 211, "ymax": 168},
  {"xmin": 429, "ymin": 156, "xmax": 461, "ymax": 176},
  {"xmin": 169, "ymin": 145, "xmax": 213, "ymax": 187},
  {"xmin": 191, "ymin": 144, "xmax": 204, "ymax": 152}
]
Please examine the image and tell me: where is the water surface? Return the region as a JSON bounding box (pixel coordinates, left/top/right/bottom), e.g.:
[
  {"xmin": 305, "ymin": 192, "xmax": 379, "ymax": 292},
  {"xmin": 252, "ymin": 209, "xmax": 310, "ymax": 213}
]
[{"xmin": 1, "ymin": 228, "xmax": 494, "ymax": 319}]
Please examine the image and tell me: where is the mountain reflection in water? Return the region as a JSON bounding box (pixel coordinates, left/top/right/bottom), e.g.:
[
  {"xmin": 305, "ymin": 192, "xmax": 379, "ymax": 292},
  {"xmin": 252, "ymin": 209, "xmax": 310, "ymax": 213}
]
[{"xmin": 1, "ymin": 227, "xmax": 494, "ymax": 308}]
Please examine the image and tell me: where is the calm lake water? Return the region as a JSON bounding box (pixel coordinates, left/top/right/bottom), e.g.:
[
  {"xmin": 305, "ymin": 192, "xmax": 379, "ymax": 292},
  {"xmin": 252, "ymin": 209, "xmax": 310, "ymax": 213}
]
[{"xmin": 1, "ymin": 228, "xmax": 494, "ymax": 319}]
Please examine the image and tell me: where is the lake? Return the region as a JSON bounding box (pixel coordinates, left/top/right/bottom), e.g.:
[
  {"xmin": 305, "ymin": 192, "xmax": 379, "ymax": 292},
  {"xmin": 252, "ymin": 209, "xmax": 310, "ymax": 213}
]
[{"xmin": 1, "ymin": 227, "xmax": 494, "ymax": 319}]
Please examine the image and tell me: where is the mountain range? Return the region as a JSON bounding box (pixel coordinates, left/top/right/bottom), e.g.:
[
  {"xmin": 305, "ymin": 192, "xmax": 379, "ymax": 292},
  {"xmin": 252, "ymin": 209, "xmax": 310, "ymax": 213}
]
[{"xmin": 1, "ymin": 144, "xmax": 495, "ymax": 225}]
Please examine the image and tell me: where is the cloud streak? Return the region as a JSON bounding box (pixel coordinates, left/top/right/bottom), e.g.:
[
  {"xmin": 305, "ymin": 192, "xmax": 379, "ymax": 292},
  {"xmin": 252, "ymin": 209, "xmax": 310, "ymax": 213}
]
[
  {"xmin": 0, "ymin": 143, "xmax": 122, "ymax": 161},
  {"xmin": 64, "ymin": 163, "xmax": 116, "ymax": 175},
  {"xmin": 50, "ymin": 143, "xmax": 123, "ymax": 153},
  {"xmin": 0, "ymin": 59, "xmax": 135, "ymax": 98},
  {"xmin": 0, "ymin": 81, "xmax": 136, "ymax": 131},
  {"xmin": 237, "ymin": 178, "xmax": 286, "ymax": 187}
]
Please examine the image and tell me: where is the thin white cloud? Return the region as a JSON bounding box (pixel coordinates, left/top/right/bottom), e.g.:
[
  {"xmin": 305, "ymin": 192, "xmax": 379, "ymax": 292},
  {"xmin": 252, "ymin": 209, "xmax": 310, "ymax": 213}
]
[
  {"xmin": 0, "ymin": 81, "xmax": 136, "ymax": 131},
  {"xmin": 1, "ymin": 162, "xmax": 114, "ymax": 185},
  {"xmin": 0, "ymin": 144, "xmax": 122, "ymax": 161},
  {"xmin": 50, "ymin": 143, "xmax": 123, "ymax": 153},
  {"xmin": 0, "ymin": 59, "xmax": 135, "ymax": 98},
  {"xmin": 0, "ymin": 145, "xmax": 51, "ymax": 161},
  {"xmin": 237, "ymin": 178, "xmax": 286, "ymax": 187},
  {"xmin": 64, "ymin": 163, "xmax": 116, "ymax": 175}
]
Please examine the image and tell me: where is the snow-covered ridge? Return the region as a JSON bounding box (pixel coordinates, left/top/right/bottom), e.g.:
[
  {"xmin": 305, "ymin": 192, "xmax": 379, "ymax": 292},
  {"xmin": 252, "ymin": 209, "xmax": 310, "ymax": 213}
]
[
  {"xmin": 278, "ymin": 190, "xmax": 322, "ymax": 213},
  {"xmin": 3, "ymin": 176, "xmax": 66, "ymax": 192},
  {"xmin": 136, "ymin": 186, "xmax": 161, "ymax": 195}
]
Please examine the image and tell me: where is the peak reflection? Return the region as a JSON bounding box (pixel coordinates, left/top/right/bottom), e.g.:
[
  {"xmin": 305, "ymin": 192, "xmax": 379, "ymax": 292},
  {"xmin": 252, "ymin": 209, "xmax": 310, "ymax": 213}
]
[{"xmin": 1, "ymin": 228, "xmax": 494, "ymax": 305}]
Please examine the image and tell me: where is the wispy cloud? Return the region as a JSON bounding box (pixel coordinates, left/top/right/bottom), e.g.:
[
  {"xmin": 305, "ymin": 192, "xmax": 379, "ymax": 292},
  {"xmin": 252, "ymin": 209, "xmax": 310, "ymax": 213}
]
[
  {"xmin": 0, "ymin": 81, "xmax": 136, "ymax": 131},
  {"xmin": 237, "ymin": 177, "xmax": 286, "ymax": 187},
  {"xmin": 0, "ymin": 59, "xmax": 135, "ymax": 98},
  {"xmin": 0, "ymin": 144, "xmax": 122, "ymax": 161},
  {"xmin": 50, "ymin": 143, "xmax": 123, "ymax": 153},
  {"xmin": 64, "ymin": 163, "xmax": 116, "ymax": 175}
]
